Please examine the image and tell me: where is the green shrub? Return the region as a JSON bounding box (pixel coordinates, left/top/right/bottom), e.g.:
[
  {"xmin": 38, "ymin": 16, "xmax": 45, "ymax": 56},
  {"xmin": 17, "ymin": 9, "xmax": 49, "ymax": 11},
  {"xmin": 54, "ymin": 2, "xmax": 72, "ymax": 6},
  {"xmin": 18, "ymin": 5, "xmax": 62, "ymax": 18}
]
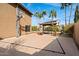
[
  {"xmin": 44, "ymin": 26, "xmax": 52, "ymax": 31},
  {"xmin": 52, "ymin": 25, "xmax": 59, "ymax": 32},
  {"xmin": 32, "ymin": 26, "xmax": 38, "ymax": 31},
  {"xmin": 64, "ymin": 24, "xmax": 73, "ymax": 33},
  {"xmin": 44, "ymin": 25, "xmax": 59, "ymax": 32}
]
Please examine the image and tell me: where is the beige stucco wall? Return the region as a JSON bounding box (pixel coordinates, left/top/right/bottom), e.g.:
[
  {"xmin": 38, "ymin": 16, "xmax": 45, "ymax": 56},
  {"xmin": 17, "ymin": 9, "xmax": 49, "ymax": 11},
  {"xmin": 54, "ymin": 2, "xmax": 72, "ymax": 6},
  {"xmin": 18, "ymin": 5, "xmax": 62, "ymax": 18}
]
[
  {"xmin": 74, "ymin": 21, "xmax": 79, "ymax": 47},
  {"xmin": 0, "ymin": 3, "xmax": 32, "ymax": 38},
  {"xmin": 0, "ymin": 3, "xmax": 16, "ymax": 38}
]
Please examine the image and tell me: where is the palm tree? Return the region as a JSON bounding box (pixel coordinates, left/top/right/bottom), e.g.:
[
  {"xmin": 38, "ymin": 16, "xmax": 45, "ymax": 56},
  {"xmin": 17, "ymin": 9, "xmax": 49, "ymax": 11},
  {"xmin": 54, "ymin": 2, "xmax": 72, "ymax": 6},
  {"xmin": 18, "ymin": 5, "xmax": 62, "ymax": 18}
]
[
  {"xmin": 67, "ymin": 3, "xmax": 72, "ymax": 24},
  {"xmin": 74, "ymin": 4, "xmax": 79, "ymax": 23},
  {"xmin": 34, "ymin": 11, "xmax": 41, "ymax": 19},
  {"xmin": 41, "ymin": 10, "xmax": 47, "ymax": 32},
  {"xmin": 34, "ymin": 10, "xmax": 47, "ymax": 24},
  {"xmin": 61, "ymin": 3, "xmax": 68, "ymax": 25},
  {"xmin": 34, "ymin": 10, "xmax": 47, "ymax": 33},
  {"xmin": 33, "ymin": 11, "xmax": 42, "ymax": 25},
  {"xmin": 41, "ymin": 10, "xmax": 47, "ymax": 19},
  {"xmin": 41, "ymin": 10, "xmax": 47, "ymax": 24},
  {"xmin": 49, "ymin": 9, "xmax": 57, "ymax": 35},
  {"xmin": 49, "ymin": 9, "xmax": 57, "ymax": 21}
]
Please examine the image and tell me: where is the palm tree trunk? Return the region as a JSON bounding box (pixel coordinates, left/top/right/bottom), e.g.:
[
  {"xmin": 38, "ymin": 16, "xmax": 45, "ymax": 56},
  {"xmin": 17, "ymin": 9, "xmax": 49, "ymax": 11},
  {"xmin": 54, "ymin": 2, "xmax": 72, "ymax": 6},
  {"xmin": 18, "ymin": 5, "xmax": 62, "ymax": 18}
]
[
  {"xmin": 69, "ymin": 5, "xmax": 72, "ymax": 25},
  {"xmin": 74, "ymin": 3, "xmax": 78, "ymax": 23},
  {"xmin": 65, "ymin": 7, "xmax": 67, "ymax": 25}
]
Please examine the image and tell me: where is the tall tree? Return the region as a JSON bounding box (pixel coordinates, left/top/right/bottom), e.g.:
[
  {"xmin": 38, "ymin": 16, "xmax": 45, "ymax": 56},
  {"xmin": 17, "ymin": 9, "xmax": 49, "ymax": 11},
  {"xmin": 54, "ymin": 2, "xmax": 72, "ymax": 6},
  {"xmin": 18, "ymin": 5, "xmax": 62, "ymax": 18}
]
[
  {"xmin": 41, "ymin": 10, "xmax": 47, "ymax": 21},
  {"xmin": 49, "ymin": 9, "xmax": 57, "ymax": 34},
  {"xmin": 33, "ymin": 10, "xmax": 47, "ymax": 32},
  {"xmin": 60, "ymin": 3, "xmax": 68, "ymax": 25},
  {"xmin": 34, "ymin": 10, "xmax": 47, "ymax": 24},
  {"xmin": 41, "ymin": 10, "xmax": 47, "ymax": 18},
  {"xmin": 49, "ymin": 9, "xmax": 57, "ymax": 21},
  {"xmin": 68, "ymin": 3, "xmax": 72, "ymax": 24},
  {"xmin": 33, "ymin": 11, "xmax": 42, "ymax": 26},
  {"xmin": 74, "ymin": 4, "xmax": 79, "ymax": 23}
]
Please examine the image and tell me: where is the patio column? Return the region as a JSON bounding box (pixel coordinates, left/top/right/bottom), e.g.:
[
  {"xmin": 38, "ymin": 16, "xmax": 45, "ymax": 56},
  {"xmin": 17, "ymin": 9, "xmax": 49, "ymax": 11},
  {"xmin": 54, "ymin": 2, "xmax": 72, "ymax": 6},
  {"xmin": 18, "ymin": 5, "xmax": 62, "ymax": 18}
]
[
  {"xmin": 39, "ymin": 24, "xmax": 44, "ymax": 33},
  {"xmin": 42, "ymin": 25, "xmax": 44, "ymax": 33}
]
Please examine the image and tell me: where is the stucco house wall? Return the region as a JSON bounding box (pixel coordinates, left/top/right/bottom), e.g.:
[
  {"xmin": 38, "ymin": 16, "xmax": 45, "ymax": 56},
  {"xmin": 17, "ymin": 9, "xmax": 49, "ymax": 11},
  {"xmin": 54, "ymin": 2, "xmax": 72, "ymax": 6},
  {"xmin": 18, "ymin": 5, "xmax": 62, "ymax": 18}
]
[
  {"xmin": 20, "ymin": 10, "xmax": 32, "ymax": 35},
  {"xmin": 74, "ymin": 21, "xmax": 79, "ymax": 48},
  {"xmin": 0, "ymin": 3, "xmax": 16, "ymax": 38},
  {"xmin": 0, "ymin": 3, "xmax": 32, "ymax": 38}
]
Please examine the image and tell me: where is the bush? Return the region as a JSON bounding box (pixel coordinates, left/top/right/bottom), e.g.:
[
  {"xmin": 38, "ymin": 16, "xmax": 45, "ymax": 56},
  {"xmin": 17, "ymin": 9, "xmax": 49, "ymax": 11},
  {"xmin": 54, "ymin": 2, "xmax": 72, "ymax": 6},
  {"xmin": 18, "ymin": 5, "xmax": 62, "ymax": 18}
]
[
  {"xmin": 32, "ymin": 26, "xmax": 38, "ymax": 31},
  {"xmin": 64, "ymin": 24, "xmax": 73, "ymax": 33},
  {"xmin": 44, "ymin": 25, "xmax": 59, "ymax": 32},
  {"xmin": 52, "ymin": 25, "xmax": 59, "ymax": 32},
  {"xmin": 44, "ymin": 26, "xmax": 52, "ymax": 31}
]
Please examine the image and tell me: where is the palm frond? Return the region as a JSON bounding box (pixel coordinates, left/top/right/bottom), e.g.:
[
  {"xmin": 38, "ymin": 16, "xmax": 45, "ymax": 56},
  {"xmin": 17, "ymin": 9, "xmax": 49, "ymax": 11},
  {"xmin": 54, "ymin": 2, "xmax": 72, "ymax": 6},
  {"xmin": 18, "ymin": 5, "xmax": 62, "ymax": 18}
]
[{"xmin": 49, "ymin": 9, "xmax": 57, "ymax": 19}]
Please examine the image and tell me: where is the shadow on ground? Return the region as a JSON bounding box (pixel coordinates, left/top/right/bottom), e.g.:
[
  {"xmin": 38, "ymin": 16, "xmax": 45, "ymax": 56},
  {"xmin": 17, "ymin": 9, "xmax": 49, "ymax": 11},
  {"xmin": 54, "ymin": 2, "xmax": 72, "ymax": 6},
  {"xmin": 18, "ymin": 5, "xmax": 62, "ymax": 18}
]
[
  {"xmin": 0, "ymin": 47, "xmax": 31, "ymax": 56},
  {"xmin": 0, "ymin": 37, "xmax": 65, "ymax": 56},
  {"xmin": 0, "ymin": 38, "xmax": 3, "ymax": 40}
]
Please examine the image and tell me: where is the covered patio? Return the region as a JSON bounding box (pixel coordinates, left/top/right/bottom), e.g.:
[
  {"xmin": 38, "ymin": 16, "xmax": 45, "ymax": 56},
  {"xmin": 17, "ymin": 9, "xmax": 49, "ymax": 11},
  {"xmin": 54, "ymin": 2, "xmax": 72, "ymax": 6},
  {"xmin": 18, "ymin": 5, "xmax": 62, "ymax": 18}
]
[{"xmin": 39, "ymin": 20, "xmax": 58, "ymax": 34}]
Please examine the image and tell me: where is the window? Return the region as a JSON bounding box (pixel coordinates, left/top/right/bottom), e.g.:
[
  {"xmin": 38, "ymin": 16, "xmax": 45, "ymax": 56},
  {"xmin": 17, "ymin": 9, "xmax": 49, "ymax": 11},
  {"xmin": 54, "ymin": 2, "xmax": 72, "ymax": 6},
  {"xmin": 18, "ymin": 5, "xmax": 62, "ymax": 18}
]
[{"xmin": 25, "ymin": 25, "xmax": 30, "ymax": 32}]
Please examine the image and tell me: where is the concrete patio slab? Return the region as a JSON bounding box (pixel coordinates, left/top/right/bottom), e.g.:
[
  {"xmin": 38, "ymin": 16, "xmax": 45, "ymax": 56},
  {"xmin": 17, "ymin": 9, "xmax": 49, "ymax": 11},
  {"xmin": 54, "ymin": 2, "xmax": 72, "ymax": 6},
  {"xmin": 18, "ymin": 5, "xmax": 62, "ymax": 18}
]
[{"xmin": 0, "ymin": 33, "xmax": 79, "ymax": 56}]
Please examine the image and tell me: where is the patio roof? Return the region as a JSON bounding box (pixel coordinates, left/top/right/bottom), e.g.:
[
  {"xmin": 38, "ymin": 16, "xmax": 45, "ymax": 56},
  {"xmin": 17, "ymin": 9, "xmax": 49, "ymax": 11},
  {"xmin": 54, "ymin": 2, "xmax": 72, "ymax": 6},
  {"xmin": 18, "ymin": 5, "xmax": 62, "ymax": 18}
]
[{"xmin": 39, "ymin": 20, "xmax": 57, "ymax": 26}]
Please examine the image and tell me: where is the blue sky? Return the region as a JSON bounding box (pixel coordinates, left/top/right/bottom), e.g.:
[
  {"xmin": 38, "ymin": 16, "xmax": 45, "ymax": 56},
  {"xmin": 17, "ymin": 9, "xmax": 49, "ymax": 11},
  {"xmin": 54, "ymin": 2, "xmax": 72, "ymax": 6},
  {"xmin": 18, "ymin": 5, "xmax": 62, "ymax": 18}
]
[{"xmin": 22, "ymin": 3, "xmax": 77, "ymax": 26}]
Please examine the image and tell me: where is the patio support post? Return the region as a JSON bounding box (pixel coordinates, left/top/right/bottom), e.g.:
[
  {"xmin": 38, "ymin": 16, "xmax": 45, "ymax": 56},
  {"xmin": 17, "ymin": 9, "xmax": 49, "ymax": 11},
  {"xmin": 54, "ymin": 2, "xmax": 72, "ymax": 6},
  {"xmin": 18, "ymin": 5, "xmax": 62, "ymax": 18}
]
[{"xmin": 42, "ymin": 25, "xmax": 44, "ymax": 33}]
